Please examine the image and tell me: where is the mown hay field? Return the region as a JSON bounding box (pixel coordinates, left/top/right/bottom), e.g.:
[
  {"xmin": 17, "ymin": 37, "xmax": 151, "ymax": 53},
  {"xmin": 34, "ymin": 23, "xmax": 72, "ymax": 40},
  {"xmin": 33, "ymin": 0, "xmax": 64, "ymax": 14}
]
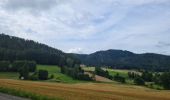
[{"xmin": 0, "ymin": 79, "xmax": 170, "ymax": 100}]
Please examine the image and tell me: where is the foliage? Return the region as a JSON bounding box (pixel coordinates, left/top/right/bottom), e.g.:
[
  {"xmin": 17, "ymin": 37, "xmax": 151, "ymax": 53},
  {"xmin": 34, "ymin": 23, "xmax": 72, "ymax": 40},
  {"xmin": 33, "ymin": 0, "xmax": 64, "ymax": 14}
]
[
  {"xmin": 61, "ymin": 65, "xmax": 93, "ymax": 81},
  {"xmin": 95, "ymin": 67, "xmax": 113, "ymax": 79},
  {"xmin": 12, "ymin": 60, "xmax": 36, "ymax": 72},
  {"xmin": 18, "ymin": 63, "xmax": 29, "ymax": 80},
  {"xmin": 128, "ymin": 72, "xmax": 140, "ymax": 79},
  {"xmin": 38, "ymin": 70, "xmax": 49, "ymax": 80},
  {"xmin": 37, "ymin": 65, "xmax": 87, "ymax": 83},
  {"xmin": 134, "ymin": 76, "xmax": 145, "ymax": 85},
  {"xmin": 0, "ymin": 61, "xmax": 10, "ymax": 71},
  {"xmin": 0, "ymin": 33, "xmax": 80, "ymax": 66},
  {"xmin": 29, "ymin": 72, "xmax": 39, "ymax": 81},
  {"xmin": 160, "ymin": 72, "xmax": 170, "ymax": 89},
  {"xmin": 113, "ymin": 73, "xmax": 125, "ymax": 83},
  {"xmin": 141, "ymin": 71, "xmax": 153, "ymax": 82},
  {"xmin": 153, "ymin": 73, "xmax": 161, "ymax": 85},
  {"xmin": 75, "ymin": 49, "xmax": 170, "ymax": 71}
]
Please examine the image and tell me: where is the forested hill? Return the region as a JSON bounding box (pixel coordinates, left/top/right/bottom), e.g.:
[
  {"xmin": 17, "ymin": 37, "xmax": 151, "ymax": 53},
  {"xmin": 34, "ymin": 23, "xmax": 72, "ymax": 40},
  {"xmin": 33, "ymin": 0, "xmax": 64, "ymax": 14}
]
[
  {"xmin": 0, "ymin": 33, "xmax": 79, "ymax": 65},
  {"xmin": 74, "ymin": 50, "xmax": 170, "ymax": 71}
]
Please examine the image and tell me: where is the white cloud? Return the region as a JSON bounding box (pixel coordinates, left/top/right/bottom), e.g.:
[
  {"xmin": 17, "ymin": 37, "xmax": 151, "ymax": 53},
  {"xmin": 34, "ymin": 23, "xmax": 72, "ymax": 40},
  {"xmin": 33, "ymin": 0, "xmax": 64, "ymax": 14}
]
[
  {"xmin": 68, "ymin": 47, "xmax": 83, "ymax": 54},
  {"xmin": 0, "ymin": 0, "xmax": 170, "ymax": 54}
]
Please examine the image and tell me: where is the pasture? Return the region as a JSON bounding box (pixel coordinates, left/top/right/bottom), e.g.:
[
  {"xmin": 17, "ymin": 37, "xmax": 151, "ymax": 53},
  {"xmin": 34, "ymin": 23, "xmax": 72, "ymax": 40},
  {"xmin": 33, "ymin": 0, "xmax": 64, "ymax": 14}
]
[
  {"xmin": 0, "ymin": 72, "xmax": 18, "ymax": 79},
  {"xmin": 37, "ymin": 65, "xmax": 87, "ymax": 83}
]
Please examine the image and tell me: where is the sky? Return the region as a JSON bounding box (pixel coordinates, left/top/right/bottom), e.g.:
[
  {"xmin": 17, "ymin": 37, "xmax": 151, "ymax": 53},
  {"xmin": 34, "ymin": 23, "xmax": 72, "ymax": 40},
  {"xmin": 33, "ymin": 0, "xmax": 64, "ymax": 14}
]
[{"xmin": 0, "ymin": 0, "xmax": 170, "ymax": 54}]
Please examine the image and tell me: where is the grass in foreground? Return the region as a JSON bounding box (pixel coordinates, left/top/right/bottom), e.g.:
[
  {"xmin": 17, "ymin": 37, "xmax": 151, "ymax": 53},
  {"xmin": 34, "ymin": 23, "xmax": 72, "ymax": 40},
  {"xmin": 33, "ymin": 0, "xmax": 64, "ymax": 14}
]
[
  {"xmin": 0, "ymin": 79, "xmax": 170, "ymax": 100},
  {"xmin": 0, "ymin": 86, "xmax": 59, "ymax": 100}
]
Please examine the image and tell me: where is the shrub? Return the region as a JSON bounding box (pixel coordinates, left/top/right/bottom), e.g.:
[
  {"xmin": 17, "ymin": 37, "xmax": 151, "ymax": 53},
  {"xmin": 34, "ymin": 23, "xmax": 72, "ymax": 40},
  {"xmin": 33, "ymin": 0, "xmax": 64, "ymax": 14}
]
[
  {"xmin": 0, "ymin": 61, "xmax": 10, "ymax": 71},
  {"xmin": 12, "ymin": 61, "xmax": 26, "ymax": 72},
  {"xmin": 50, "ymin": 74, "xmax": 54, "ymax": 79},
  {"xmin": 27, "ymin": 61, "xmax": 36, "ymax": 72},
  {"xmin": 18, "ymin": 64, "xmax": 29, "ymax": 80},
  {"xmin": 76, "ymin": 73, "xmax": 93, "ymax": 81},
  {"xmin": 95, "ymin": 67, "xmax": 112, "ymax": 79},
  {"xmin": 134, "ymin": 77, "xmax": 145, "ymax": 85},
  {"xmin": 12, "ymin": 61, "xmax": 36, "ymax": 72},
  {"xmin": 160, "ymin": 72, "xmax": 170, "ymax": 89},
  {"xmin": 38, "ymin": 70, "xmax": 48, "ymax": 80},
  {"xmin": 141, "ymin": 71, "xmax": 153, "ymax": 82},
  {"xmin": 29, "ymin": 72, "xmax": 38, "ymax": 81},
  {"xmin": 114, "ymin": 73, "xmax": 125, "ymax": 83}
]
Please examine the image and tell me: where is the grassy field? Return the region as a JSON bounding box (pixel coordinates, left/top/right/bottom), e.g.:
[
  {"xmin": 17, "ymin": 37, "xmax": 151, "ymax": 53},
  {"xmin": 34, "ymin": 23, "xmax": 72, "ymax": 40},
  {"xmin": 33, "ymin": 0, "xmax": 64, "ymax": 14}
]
[
  {"xmin": 0, "ymin": 72, "xmax": 19, "ymax": 79},
  {"xmin": 0, "ymin": 65, "xmax": 169, "ymax": 100},
  {"xmin": 0, "ymin": 79, "xmax": 170, "ymax": 100},
  {"xmin": 0, "ymin": 65, "xmax": 86, "ymax": 83},
  {"xmin": 37, "ymin": 65, "xmax": 88, "ymax": 83},
  {"xmin": 82, "ymin": 67, "xmax": 129, "ymax": 78}
]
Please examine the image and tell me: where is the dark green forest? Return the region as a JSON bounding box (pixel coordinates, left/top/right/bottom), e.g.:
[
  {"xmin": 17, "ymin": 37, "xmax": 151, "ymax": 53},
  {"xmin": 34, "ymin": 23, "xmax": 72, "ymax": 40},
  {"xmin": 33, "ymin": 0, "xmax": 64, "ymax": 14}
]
[
  {"xmin": 0, "ymin": 33, "xmax": 80, "ymax": 66},
  {"xmin": 75, "ymin": 50, "xmax": 170, "ymax": 71},
  {"xmin": 1, "ymin": 33, "xmax": 170, "ymax": 72}
]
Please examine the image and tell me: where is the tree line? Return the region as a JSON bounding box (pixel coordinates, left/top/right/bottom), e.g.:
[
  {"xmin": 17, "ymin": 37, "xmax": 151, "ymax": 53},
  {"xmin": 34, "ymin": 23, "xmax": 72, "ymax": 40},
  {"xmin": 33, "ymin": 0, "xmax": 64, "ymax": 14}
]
[
  {"xmin": 61, "ymin": 58, "xmax": 93, "ymax": 81},
  {"xmin": 95, "ymin": 67, "xmax": 125, "ymax": 83},
  {"xmin": 0, "ymin": 34, "xmax": 80, "ymax": 66},
  {"xmin": 128, "ymin": 71, "xmax": 170, "ymax": 90},
  {"xmin": 75, "ymin": 50, "xmax": 170, "ymax": 71},
  {"xmin": 94, "ymin": 67, "xmax": 170, "ymax": 90},
  {"xmin": 0, "ymin": 60, "xmax": 49, "ymax": 80},
  {"xmin": 0, "ymin": 60, "xmax": 36, "ymax": 72}
]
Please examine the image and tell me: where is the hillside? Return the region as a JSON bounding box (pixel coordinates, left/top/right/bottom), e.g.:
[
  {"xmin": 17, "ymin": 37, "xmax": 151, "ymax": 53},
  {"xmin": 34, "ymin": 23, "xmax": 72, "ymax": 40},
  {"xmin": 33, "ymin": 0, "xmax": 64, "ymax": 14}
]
[
  {"xmin": 0, "ymin": 33, "xmax": 79, "ymax": 65},
  {"xmin": 75, "ymin": 49, "xmax": 170, "ymax": 71}
]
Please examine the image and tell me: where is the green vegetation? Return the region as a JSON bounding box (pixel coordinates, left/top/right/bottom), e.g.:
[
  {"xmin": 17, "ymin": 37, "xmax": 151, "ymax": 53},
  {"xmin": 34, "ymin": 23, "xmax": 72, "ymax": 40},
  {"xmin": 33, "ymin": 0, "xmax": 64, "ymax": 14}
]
[
  {"xmin": 0, "ymin": 72, "xmax": 18, "ymax": 79},
  {"xmin": 95, "ymin": 67, "xmax": 112, "ymax": 79},
  {"xmin": 75, "ymin": 49, "xmax": 170, "ymax": 71},
  {"xmin": 113, "ymin": 73, "xmax": 126, "ymax": 83},
  {"xmin": 0, "ymin": 34, "xmax": 80, "ymax": 66},
  {"xmin": 107, "ymin": 69, "xmax": 129, "ymax": 78},
  {"xmin": 38, "ymin": 70, "xmax": 49, "ymax": 80},
  {"xmin": 37, "ymin": 65, "xmax": 88, "ymax": 83},
  {"xmin": 134, "ymin": 77, "xmax": 145, "ymax": 85},
  {"xmin": 0, "ymin": 86, "xmax": 60, "ymax": 100}
]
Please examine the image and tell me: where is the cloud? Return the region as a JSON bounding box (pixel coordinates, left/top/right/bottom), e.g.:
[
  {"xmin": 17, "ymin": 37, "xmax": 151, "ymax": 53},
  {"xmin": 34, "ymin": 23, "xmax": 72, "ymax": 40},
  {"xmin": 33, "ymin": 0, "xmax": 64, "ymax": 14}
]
[
  {"xmin": 1, "ymin": 0, "xmax": 58, "ymax": 13},
  {"xmin": 68, "ymin": 48, "xmax": 83, "ymax": 54},
  {"xmin": 0, "ymin": 0, "xmax": 170, "ymax": 55}
]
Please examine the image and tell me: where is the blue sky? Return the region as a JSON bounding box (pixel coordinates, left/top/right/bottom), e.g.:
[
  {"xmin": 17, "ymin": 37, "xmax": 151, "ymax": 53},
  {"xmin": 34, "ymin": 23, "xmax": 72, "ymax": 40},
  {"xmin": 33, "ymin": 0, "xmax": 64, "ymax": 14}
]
[{"xmin": 0, "ymin": 0, "xmax": 170, "ymax": 54}]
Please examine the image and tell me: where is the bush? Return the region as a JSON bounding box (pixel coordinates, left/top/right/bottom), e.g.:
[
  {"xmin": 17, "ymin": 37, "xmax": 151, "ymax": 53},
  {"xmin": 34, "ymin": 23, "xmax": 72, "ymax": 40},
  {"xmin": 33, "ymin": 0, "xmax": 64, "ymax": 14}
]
[
  {"xmin": 18, "ymin": 64, "xmax": 29, "ymax": 80},
  {"xmin": 12, "ymin": 61, "xmax": 36, "ymax": 72},
  {"xmin": 12, "ymin": 61, "xmax": 26, "ymax": 72},
  {"xmin": 134, "ymin": 77, "xmax": 145, "ymax": 85},
  {"xmin": 76, "ymin": 73, "xmax": 93, "ymax": 81},
  {"xmin": 50, "ymin": 74, "xmax": 54, "ymax": 79},
  {"xmin": 61, "ymin": 65, "xmax": 93, "ymax": 81},
  {"xmin": 29, "ymin": 72, "xmax": 38, "ymax": 81},
  {"xmin": 0, "ymin": 61, "xmax": 10, "ymax": 71},
  {"xmin": 38, "ymin": 70, "xmax": 48, "ymax": 80},
  {"xmin": 160, "ymin": 72, "xmax": 170, "ymax": 89},
  {"xmin": 141, "ymin": 71, "xmax": 153, "ymax": 82},
  {"xmin": 95, "ymin": 67, "xmax": 112, "ymax": 79},
  {"xmin": 27, "ymin": 61, "xmax": 36, "ymax": 72},
  {"xmin": 128, "ymin": 72, "xmax": 140, "ymax": 79},
  {"xmin": 114, "ymin": 73, "xmax": 125, "ymax": 83}
]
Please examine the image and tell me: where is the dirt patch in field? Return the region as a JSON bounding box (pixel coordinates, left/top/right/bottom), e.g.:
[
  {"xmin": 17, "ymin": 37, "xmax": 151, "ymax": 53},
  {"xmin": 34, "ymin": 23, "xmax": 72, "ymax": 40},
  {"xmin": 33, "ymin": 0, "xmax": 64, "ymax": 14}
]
[{"xmin": 95, "ymin": 75, "xmax": 113, "ymax": 82}]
